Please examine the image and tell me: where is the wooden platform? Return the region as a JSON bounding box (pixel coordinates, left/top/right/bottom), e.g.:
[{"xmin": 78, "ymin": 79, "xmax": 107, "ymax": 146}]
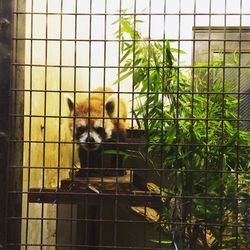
[
  {"xmin": 28, "ymin": 171, "xmax": 164, "ymax": 208},
  {"xmin": 62, "ymin": 170, "xmax": 133, "ymax": 192}
]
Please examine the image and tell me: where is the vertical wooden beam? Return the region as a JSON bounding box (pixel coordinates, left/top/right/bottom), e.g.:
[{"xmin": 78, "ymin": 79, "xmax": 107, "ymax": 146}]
[
  {"xmin": 0, "ymin": 0, "xmax": 11, "ymax": 132},
  {"xmin": 0, "ymin": 0, "xmax": 12, "ymax": 247},
  {"xmin": 0, "ymin": 0, "xmax": 26, "ymax": 248}
]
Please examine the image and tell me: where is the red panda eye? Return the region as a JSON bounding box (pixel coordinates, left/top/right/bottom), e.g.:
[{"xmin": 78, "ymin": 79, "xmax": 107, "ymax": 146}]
[
  {"xmin": 95, "ymin": 127, "xmax": 105, "ymax": 135},
  {"xmin": 77, "ymin": 126, "xmax": 86, "ymax": 135}
]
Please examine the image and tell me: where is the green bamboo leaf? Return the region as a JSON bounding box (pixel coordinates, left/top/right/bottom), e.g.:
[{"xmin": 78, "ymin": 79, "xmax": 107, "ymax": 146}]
[
  {"xmin": 103, "ymin": 150, "xmax": 129, "ymax": 162},
  {"xmin": 151, "ymin": 49, "xmax": 160, "ymax": 68},
  {"xmin": 233, "ymin": 50, "xmax": 239, "ymax": 65},
  {"xmin": 123, "ymin": 42, "xmax": 133, "ymax": 51},
  {"xmin": 164, "ymin": 112, "xmax": 173, "ymax": 119},
  {"xmin": 140, "ymin": 82, "xmax": 148, "ymax": 93},
  {"xmin": 134, "ymin": 70, "xmax": 146, "ymax": 85},
  {"xmin": 170, "ymin": 48, "xmax": 186, "ymax": 54},
  {"xmin": 149, "ymin": 239, "xmax": 172, "ymax": 245},
  {"xmin": 165, "ymin": 42, "xmax": 174, "ymax": 67},
  {"xmin": 120, "ymin": 67, "xmax": 130, "ymax": 74},
  {"xmin": 132, "ymin": 110, "xmax": 142, "ymax": 128},
  {"xmin": 121, "ymin": 19, "xmax": 135, "ymax": 38},
  {"xmin": 120, "ymin": 49, "xmax": 133, "ymax": 63},
  {"xmin": 165, "ymin": 124, "xmax": 176, "ymax": 144},
  {"xmin": 224, "ymin": 120, "xmax": 234, "ymax": 132},
  {"xmin": 114, "ymin": 70, "xmax": 133, "ymax": 84},
  {"xmin": 103, "ymin": 149, "xmax": 128, "ymax": 157}
]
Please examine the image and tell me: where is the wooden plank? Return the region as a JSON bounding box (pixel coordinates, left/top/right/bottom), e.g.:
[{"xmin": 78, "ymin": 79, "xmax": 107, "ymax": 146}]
[
  {"xmin": 28, "ymin": 188, "xmax": 163, "ymax": 208},
  {"xmin": 62, "ymin": 170, "xmax": 133, "ymax": 192},
  {"xmin": 130, "ymin": 206, "xmax": 160, "ymax": 223}
]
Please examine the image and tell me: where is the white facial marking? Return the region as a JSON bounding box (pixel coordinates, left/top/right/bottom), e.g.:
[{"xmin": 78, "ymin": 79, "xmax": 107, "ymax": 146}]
[
  {"xmin": 94, "ymin": 119, "xmax": 103, "ymax": 128},
  {"xmin": 104, "ymin": 120, "xmax": 113, "ymax": 139},
  {"xmin": 90, "ymin": 131, "xmax": 102, "ymax": 144},
  {"xmin": 78, "ymin": 120, "xmax": 86, "ymax": 127},
  {"xmin": 78, "ymin": 131, "xmax": 102, "ymax": 151},
  {"xmin": 105, "ymin": 127, "xmax": 112, "ymax": 139},
  {"xmin": 79, "ymin": 133, "xmax": 88, "ymax": 144}
]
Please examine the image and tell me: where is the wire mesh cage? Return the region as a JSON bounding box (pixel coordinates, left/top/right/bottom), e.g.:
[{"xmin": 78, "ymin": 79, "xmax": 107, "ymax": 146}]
[{"xmin": 1, "ymin": 0, "xmax": 250, "ymax": 249}]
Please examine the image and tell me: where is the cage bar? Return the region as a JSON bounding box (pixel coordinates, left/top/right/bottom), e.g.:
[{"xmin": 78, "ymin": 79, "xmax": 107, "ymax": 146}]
[{"xmin": 1, "ymin": 0, "xmax": 250, "ymax": 249}]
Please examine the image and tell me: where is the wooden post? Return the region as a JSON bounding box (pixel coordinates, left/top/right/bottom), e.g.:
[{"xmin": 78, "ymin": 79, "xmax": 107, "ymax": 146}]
[
  {"xmin": 0, "ymin": 0, "xmax": 12, "ymax": 247},
  {"xmin": 0, "ymin": 0, "xmax": 26, "ymax": 247}
]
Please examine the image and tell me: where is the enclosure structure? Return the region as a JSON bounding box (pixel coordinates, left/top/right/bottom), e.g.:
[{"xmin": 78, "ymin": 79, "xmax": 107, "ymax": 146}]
[{"xmin": 1, "ymin": 0, "xmax": 250, "ymax": 249}]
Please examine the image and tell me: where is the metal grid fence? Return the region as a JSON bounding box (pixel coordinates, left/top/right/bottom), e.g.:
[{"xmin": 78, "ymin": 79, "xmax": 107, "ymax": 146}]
[{"xmin": 0, "ymin": 0, "xmax": 250, "ymax": 249}]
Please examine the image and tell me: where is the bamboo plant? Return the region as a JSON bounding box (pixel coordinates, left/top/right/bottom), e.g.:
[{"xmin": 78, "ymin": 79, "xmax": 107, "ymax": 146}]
[{"xmin": 114, "ymin": 15, "xmax": 250, "ymax": 249}]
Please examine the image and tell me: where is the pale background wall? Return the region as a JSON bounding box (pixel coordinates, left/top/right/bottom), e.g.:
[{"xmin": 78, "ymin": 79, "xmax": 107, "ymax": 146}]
[{"xmin": 20, "ymin": 0, "xmax": 250, "ymax": 248}]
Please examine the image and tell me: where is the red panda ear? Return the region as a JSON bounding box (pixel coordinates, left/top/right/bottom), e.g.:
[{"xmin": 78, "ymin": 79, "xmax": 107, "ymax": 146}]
[
  {"xmin": 105, "ymin": 99, "xmax": 115, "ymax": 118},
  {"xmin": 67, "ymin": 96, "xmax": 74, "ymax": 112}
]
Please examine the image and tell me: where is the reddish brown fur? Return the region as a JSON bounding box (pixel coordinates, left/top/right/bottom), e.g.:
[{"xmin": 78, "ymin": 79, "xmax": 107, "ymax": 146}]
[{"xmin": 68, "ymin": 87, "xmax": 127, "ymax": 136}]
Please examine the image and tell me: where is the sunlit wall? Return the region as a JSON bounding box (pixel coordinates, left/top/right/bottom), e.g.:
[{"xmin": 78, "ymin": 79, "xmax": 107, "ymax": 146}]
[{"xmin": 21, "ymin": 0, "xmax": 250, "ymax": 248}]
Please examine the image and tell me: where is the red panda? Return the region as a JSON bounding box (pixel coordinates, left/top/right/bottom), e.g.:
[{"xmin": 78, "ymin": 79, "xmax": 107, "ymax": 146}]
[{"xmin": 67, "ymin": 87, "xmax": 127, "ymax": 151}]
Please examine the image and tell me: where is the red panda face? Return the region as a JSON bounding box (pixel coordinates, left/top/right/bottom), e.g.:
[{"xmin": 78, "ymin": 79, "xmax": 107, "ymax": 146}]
[
  {"xmin": 67, "ymin": 95, "xmax": 114, "ymax": 151},
  {"xmin": 68, "ymin": 88, "xmax": 126, "ymax": 151}
]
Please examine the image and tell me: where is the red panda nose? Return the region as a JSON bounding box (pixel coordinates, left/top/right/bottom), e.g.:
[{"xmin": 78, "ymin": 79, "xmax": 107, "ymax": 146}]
[{"xmin": 86, "ymin": 136, "xmax": 95, "ymax": 143}]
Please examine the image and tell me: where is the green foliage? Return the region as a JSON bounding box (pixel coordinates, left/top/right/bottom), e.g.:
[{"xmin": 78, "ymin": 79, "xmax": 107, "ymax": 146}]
[{"xmin": 114, "ymin": 15, "xmax": 250, "ymax": 249}]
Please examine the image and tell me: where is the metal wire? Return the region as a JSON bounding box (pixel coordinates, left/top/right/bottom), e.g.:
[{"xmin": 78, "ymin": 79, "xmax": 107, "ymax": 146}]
[{"xmin": 4, "ymin": 0, "xmax": 250, "ymax": 249}]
